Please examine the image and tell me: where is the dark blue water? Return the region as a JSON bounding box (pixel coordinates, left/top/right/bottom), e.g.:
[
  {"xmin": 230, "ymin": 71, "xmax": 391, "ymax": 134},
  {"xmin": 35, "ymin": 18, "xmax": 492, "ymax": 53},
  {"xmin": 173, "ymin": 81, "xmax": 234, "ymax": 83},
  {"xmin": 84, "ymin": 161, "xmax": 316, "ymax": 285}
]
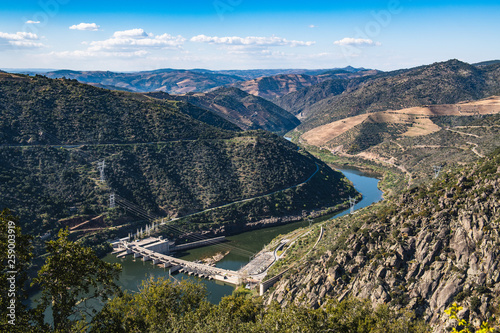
[{"xmin": 330, "ymin": 168, "xmax": 383, "ymax": 219}]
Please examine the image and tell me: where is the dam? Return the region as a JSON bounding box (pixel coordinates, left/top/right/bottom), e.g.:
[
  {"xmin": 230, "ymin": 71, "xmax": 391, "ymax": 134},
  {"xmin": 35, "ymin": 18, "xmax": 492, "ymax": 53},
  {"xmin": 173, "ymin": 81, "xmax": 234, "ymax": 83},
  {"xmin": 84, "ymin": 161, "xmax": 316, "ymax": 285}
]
[{"xmin": 112, "ymin": 236, "xmax": 243, "ymax": 285}]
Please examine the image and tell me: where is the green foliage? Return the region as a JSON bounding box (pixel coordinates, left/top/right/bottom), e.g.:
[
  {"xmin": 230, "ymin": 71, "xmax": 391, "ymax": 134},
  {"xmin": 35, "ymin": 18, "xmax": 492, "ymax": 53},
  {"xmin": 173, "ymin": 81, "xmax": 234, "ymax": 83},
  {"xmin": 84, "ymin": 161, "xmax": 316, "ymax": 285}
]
[
  {"xmin": 33, "ymin": 228, "xmax": 121, "ymax": 332},
  {"xmin": 90, "ymin": 278, "xmax": 428, "ymax": 333},
  {"xmin": 0, "ymin": 75, "xmax": 234, "ymax": 145},
  {"xmin": 444, "ymin": 302, "xmax": 494, "ymax": 333},
  {"xmin": 90, "ymin": 277, "xmax": 208, "ymax": 333},
  {"xmin": 0, "ymin": 209, "xmax": 40, "ymax": 331},
  {"xmin": 0, "ymin": 73, "xmax": 354, "ymax": 238}
]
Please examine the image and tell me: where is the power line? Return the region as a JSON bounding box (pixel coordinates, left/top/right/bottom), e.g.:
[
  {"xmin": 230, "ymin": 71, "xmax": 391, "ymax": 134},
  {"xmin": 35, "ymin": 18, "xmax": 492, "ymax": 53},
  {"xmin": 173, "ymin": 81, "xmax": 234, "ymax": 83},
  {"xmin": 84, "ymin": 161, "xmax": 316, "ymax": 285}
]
[
  {"xmin": 28, "ymin": 128, "xmax": 256, "ymax": 257},
  {"xmin": 114, "ymin": 196, "xmax": 254, "ymax": 257}
]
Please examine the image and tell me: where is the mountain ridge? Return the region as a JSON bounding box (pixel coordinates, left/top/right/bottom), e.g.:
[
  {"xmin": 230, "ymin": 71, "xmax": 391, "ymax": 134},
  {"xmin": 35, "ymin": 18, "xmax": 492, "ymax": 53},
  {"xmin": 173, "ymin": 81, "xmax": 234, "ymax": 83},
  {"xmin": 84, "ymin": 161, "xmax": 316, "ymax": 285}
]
[
  {"xmin": 147, "ymin": 87, "xmax": 300, "ymax": 134},
  {"xmin": 286, "ymin": 59, "xmax": 500, "ymax": 132},
  {"xmin": 0, "ymin": 72, "xmax": 354, "ymax": 238}
]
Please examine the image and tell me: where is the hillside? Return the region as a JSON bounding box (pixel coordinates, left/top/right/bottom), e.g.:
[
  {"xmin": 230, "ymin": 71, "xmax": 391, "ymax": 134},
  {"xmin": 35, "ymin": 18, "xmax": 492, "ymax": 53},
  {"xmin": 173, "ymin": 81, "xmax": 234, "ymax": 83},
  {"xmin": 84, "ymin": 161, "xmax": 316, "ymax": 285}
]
[
  {"xmin": 286, "ymin": 60, "xmax": 500, "ymax": 131},
  {"xmin": 264, "ymin": 148, "xmax": 500, "ymax": 328},
  {"xmin": 297, "ymin": 96, "xmax": 500, "ymax": 189},
  {"xmin": 147, "ymin": 87, "xmax": 300, "ymax": 134},
  {"xmin": 0, "ymin": 74, "xmax": 237, "ymax": 145},
  {"xmin": 275, "ymin": 78, "xmax": 350, "ymax": 118},
  {"xmin": 27, "ymin": 68, "xmax": 347, "ymax": 93},
  {"xmin": 230, "ymin": 69, "xmax": 379, "ymax": 102},
  {"xmin": 301, "ymin": 96, "xmax": 500, "ymax": 148},
  {"xmin": 0, "ymin": 73, "xmax": 354, "ymax": 237},
  {"xmin": 231, "ymin": 74, "xmax": 323, "ymax": 101}
]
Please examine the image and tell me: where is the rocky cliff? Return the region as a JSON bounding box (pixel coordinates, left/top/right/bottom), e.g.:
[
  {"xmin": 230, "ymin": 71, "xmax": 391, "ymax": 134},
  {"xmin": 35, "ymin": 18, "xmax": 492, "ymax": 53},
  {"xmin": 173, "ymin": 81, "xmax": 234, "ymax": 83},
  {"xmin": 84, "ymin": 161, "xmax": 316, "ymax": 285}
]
[{"xmin": 264, "ymin": 148, "xmax": 500, "ymax": 330}]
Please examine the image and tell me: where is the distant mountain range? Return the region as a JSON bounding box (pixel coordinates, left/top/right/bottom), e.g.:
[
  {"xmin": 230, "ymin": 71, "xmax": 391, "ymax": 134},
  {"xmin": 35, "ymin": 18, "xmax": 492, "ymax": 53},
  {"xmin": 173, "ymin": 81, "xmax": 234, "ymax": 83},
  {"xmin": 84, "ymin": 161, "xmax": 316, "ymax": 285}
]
[{"xmin": 15, "ymin": 66, "xmax": 373, "ymax": 94}]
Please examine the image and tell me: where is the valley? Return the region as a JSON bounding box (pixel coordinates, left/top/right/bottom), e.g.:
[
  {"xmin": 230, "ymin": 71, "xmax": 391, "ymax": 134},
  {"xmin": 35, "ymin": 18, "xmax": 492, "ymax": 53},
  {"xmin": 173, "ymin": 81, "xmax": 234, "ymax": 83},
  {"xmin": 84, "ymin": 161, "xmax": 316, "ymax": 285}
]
[{"xmin": 2, "ymin": 58, "xmax": 500, "ymax": 332}]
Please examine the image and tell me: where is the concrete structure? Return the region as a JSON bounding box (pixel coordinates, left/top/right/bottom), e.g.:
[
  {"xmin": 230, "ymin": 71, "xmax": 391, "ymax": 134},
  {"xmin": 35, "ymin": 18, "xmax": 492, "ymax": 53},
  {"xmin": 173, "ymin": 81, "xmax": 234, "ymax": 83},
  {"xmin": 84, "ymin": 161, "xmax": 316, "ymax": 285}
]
[
  {"xmin": 171, "ymin": 236, "xmax": 226, "ymax": 252},
  {"xmin": 259, "ymin": 269, "xmax": 290, "ymax": 296},
  {"xmin": 123, "ymin": 242, "xmax": 242, "ymax": 285},
  {"xmin": 113, "ymin": 235, "xmax": 284, "ymax": 288},
  {"xmin": 144, "ymin": 238, "xmax": 173, "ymax": 254},
  {"xmin": 114, "ymin": 236, "xmax": 241, "ymax": 285}
]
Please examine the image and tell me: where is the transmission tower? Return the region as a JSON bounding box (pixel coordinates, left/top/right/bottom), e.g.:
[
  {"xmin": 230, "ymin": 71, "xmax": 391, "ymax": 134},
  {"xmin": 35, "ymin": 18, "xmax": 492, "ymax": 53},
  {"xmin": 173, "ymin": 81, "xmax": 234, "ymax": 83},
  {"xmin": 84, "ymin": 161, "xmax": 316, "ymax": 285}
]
[
  {"xmin": 109, "ymin": 193, "xmax": 116, "ymax": 208},
  {"xmin": 97, "ymin": 160, "xmax": 106, "ymax": 182},
  {"xmin": 349, "ymin": 196, "xmax": 356, "ymax": 215},
  {"xmin": 433, "ymin": 165, "xmax": 442, "ymax": 179}
]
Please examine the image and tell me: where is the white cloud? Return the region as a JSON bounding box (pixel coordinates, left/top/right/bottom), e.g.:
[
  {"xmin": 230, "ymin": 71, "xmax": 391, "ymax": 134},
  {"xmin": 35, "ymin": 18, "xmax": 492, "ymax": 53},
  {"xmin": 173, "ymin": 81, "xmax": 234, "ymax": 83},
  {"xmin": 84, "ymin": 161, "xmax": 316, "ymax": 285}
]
[
  {"xmin": 88, "ymin": 29, "xmax": 185, "ymax": 52},
  {"xmin": 69, "ymin": 23, "xmax": 101, "ymax": 31},
  {"xmin": 333, "ymin": 37, "xmax": 381, "ymax": 47},
  {"xmin": 25, "ymin": 20, "xmax": 41, "ymax": 24},
  {"xmin": 190, "ymin": 35, "xmax": 315, "ymax": 47},
  {"xmin": 309, "ymin": 25, "xmax": 317, "ymax": 28},
  {"xmin": 50, "ymin": 28, "xmax": 185, "ymax": 61},
  {"xmin": 0, "ymin": 31, "xmax": 43, "ymax": 49},
  {"xmin": 112, "ymin": 29, "xmax": 148, "ymax": 39},
  {"xmin": 51, "ymin": 49, "xmax": 149, "ymax": 58}
]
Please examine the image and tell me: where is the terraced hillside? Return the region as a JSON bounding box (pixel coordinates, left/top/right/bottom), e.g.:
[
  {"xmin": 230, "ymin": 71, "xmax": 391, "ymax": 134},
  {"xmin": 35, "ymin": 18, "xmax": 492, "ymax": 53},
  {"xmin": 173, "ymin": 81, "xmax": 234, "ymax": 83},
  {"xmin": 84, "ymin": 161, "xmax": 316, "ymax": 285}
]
[{"xmin": 284, "ymin": 60, "xmax": 500, "ymax": 132}]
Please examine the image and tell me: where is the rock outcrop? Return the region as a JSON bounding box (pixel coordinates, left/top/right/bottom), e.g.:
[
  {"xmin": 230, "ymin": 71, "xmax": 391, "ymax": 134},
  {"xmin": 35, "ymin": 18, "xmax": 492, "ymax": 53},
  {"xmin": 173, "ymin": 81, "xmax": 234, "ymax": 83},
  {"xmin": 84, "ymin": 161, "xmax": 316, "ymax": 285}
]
[{"xmin": 264, "ymin": 149, "xmax": 500, "ymax": 330}]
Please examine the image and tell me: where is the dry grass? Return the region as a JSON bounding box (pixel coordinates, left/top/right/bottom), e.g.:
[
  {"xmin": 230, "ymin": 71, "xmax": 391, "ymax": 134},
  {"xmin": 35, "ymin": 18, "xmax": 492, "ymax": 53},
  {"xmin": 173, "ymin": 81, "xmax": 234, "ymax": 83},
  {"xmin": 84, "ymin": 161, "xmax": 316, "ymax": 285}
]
[{"xmin": 301, "ymin": 96, "xmax": 500, "ymax": 146}]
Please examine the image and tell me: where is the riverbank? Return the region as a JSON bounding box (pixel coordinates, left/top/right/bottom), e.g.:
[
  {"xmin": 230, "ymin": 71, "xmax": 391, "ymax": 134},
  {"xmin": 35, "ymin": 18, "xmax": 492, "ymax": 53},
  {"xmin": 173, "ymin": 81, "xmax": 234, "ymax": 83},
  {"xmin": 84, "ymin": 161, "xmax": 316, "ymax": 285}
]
[
  {"xmin": 305, "ymin": 144, "xmax": 406, "ymax": 198},
  {"xmin": 101, "ymin": 167, "xmax": 383, "ymax": 304}
]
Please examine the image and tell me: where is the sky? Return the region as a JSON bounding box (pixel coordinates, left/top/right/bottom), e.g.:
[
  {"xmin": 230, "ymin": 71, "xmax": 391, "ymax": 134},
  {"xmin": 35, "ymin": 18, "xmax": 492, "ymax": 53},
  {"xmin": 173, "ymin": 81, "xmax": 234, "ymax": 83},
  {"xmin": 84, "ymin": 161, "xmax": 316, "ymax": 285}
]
[{"xmin": 0, "ymin": 0, "xmax": 499, "ymax": 71}]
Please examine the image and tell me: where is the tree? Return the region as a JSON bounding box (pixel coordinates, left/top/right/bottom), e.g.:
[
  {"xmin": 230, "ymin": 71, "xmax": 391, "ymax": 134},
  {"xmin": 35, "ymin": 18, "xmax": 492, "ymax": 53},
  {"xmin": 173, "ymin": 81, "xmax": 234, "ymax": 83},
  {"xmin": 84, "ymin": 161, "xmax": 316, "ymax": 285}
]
[
  {"xmin": 444, "ymin": 302, "xmax": 494, "ymax": 333},
  {"xmin": 90, "ymin": 277, "xmax": 207, "ymax": 332},
  {"xmin": 33, "ymin": 228, "xmax": 121, "ymax": 332},
  {"xmin": 0, "ymin": 209, "xmax": 40, "ymax": 332}
]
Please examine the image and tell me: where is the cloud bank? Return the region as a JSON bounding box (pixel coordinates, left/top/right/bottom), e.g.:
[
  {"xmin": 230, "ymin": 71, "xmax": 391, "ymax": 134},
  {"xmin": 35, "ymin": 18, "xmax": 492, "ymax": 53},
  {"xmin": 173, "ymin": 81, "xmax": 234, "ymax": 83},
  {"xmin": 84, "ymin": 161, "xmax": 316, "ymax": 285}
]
[
  {"xmin": 0, "ymin": 31, "xmax": 43, "ymax": 48},
  {"xmin": 333, "ymin": 37, "xmax": 381, "ymax": 47},
  {"xmin": 88, "ymin": 29, "xmax": 185, "ymax": 52},
  {"xmin": 190, "ymin": 35, "xmax": 315, "ymax": 47}
]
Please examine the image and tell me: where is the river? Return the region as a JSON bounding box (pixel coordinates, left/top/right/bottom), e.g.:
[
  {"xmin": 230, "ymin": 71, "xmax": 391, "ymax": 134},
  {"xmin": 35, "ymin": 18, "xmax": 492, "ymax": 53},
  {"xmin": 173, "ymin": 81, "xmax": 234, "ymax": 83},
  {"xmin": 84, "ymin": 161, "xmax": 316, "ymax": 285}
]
[{"xmin": 101, "ymin": 167, "xmax": 383, "ymax": 304}]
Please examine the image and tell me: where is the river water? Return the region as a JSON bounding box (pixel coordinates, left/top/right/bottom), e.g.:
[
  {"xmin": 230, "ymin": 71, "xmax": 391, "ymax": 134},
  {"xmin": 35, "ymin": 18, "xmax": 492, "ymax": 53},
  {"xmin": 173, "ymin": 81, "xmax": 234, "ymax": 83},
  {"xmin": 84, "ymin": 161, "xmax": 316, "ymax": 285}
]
[{"xmin": 101, "ymin": 167, "xmax": 383, "ymax": 304}]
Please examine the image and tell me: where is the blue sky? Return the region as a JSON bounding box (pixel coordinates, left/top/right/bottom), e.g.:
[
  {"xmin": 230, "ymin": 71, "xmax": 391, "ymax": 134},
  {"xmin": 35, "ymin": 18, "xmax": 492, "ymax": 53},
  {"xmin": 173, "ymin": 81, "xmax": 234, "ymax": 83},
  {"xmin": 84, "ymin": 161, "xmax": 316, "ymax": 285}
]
[{"xmin": 0, "ymin": 0, "xmax": 499, "ymax": 71}]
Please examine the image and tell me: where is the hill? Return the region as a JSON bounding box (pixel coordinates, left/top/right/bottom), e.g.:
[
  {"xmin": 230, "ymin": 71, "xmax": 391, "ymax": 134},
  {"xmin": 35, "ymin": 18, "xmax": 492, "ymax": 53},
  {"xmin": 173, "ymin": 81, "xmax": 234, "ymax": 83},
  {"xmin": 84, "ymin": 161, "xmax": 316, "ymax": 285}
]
[
  {"xmin": 275, "ymin": 78, "xmax": 350, "ymax": 118},
  {"xmin": 230, "ymin": 74, "xmax": 323, "ymax": 101},
  {"xmin": 147, "ymin": 87, "xmax": 300, "ymax": 134},
  {"xmin": 230, "ymin": 69, "xmax": 379, "ymax": 102},
  {"xmin": 285, "ymin": 59, "xmax": 500, "ymax": 131},
  {"xmin": 264, "ymin": 148, "xmax": 500, "ymax": 328},
  {"xmin": 0, "ymin": 73, "xmax": 355, "ymax": 237},
  {"xmin": 0, "ymin": 74, "xmax": 235, "ymax": 145},
  {"xmin": 301, "ymin": 96, "xmax": 500, "ymax": 148},
  {"xmin": 23, "ymin": 67, "xmax": 377, "ymax": 95},
  {"xmin": 473, "ymin": 60, "xmax": 500, "ymax": 67}
]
